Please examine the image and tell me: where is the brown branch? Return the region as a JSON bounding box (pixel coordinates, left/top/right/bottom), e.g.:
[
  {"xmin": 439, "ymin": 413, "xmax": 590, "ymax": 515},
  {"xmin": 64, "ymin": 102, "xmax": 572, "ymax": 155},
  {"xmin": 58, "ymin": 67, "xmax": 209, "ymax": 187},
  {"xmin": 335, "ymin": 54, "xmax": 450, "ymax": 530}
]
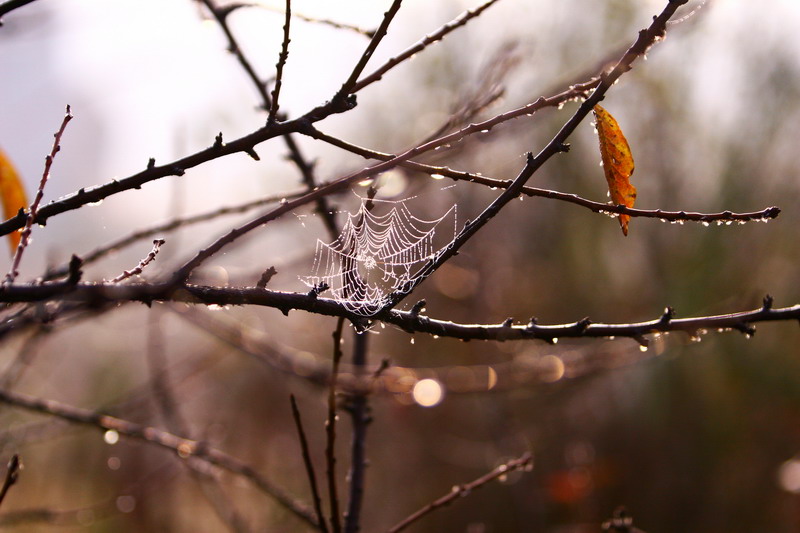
[
  {"xmin": 386, "ymin": 452, "xmax": 533, "ymax": 533},
  {"xmin": 0, "ymin": 454, "xmax": 21, "ymax": 509},
  {"xmin": 4, "ymin": 105, "xmax": 72, "ymax": 285},
  {"xmin": 379, "ymin": 0, "xmax": 691, "ymax": 313},
  {"xmin": 106, "ymin": 239, "xmax": 165, "ymax": 283},
  {"xmin": 352, "ymin": 0, "xmax": 503, "ymax": 93},
  {"xmin": 0, "ymin": 387, "xmax": 320, "ymax": 529},
  {"xmin": 290, "ymin": 395, "xmax": 328, "ymax": 533},
  {"xmin": 326, "ymin": 318, "xmax": 346, "ymax": 533},
  {"xmin": 0, "ymin": 282, "xmax": 797, "ymax": 345},
  {"xmin": 268, "ymin": 0, "xmax": 292, "ymax": 124},
  {"xmin": 306, "ymin": 127, "xmax": 780, "ymax": 224},
  {"xmin": 337, "ymin": 0, "xmax": 403, "ymax": 97},
  {"xmin": 343, "ymin": 331, "xmax": 370, "ymax": 533},
  {"xmin": 43, "ymin": 189, "xmax": 305, "ymax": 281},
  {"xmin": 0, "ymin": 0, "xmax": 37, "ymax": 23}
]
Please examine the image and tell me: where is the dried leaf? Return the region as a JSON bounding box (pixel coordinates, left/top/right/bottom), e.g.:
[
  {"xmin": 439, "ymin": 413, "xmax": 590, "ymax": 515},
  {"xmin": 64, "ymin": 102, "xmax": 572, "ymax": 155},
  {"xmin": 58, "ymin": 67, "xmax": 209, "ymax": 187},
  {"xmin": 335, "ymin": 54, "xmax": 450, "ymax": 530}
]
[
  {"xmin": 0, "ymin": 148, "xmax": 28, "ymax": 254},
  {"xmin": 593, "ymin": 105, "xmax": 636, "ymax": 236}
]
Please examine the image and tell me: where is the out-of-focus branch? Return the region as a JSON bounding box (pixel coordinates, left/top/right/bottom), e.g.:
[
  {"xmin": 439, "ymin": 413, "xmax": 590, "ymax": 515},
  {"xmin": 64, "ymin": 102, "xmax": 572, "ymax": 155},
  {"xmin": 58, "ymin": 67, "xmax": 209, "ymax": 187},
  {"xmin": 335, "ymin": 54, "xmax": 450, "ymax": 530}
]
[
  {"xmin": 0, "ymin": 387, "xmax": 320, "ymax": 529},
  {"xmin": 0, "ymin": 0, "xmax": 37, "ymax": 23},
  {"xmin": 326, "ymin": 318, "xmax": 345, "ymax": 533},
  {"xmin": 387, "ymin": 452, "xmax": 533, "ymax": 533},
  {"xmin": 43, "ymin": 189, "xmax": 304, "ymax": 281},
  {"xmin": 4, "ymin": 106, "xmax": 72, "ymax": 285},
  {"xmin": 290, "ymin": 395, "xmax": 328, "ymax": 533},
  {"xmin": 0, "ymin": 454, "xmax": 21, "ymax": 508},
  {"xmin": 351, "ymin": 0, "xmax": 503, "ymax": 93},
  {"xmin": 343, "ymin": 331, "xmax": 369, "ymax": 533}
]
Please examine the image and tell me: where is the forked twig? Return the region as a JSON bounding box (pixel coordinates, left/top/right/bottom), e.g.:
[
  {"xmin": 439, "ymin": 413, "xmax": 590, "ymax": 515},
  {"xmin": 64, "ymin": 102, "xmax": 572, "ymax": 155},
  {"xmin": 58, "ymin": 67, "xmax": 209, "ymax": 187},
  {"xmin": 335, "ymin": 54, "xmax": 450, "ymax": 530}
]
[
  {"xmin": 290, "ymin": 395, "xmax": 329, "ymax": 533},
  {"xmin": 326, "ymin": 317, "xmax": 346, "ymax": 533},
  {"xmin": 3, "ymin": 106, "xmax": 72, "ymax": 285},
  {"xmin": 387, "ymin": 452, "xmax": 533, "ymax": 533},
  {"xmin": 352, "ymin": 0, "xmax": 503, "ymax": 93},
  {"xmin": 336, "ymin": 0, "xmax": 403, "ymax": 97}
]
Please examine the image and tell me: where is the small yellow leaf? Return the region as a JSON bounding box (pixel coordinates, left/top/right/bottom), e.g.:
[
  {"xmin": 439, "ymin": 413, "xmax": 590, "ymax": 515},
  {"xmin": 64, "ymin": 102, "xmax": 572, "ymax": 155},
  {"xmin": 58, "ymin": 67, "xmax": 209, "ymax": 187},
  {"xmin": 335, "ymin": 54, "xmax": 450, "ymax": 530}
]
[
  {"xmin": 593, "ymin": 105, "xmax": 636, "ymax": 236},
  {"xmin": 0, "ymin": 148, "xmax": 28, "ymax": 254}
]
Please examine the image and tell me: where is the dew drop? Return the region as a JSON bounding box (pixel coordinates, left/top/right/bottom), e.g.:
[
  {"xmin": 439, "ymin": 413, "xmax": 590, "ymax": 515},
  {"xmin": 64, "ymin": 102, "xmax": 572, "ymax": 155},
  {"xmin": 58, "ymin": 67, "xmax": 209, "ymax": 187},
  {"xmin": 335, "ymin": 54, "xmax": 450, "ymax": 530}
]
[{"xmin": 639, "ymin": 345, "xmax": 649, "ymax": 352}]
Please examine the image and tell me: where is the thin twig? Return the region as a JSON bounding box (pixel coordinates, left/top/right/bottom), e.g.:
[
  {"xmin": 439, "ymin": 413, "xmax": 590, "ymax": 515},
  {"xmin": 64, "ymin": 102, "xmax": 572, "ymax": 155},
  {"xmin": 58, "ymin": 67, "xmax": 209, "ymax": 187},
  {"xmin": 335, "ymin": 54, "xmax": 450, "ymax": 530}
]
[
  {"xmin": 326, "ymin": 317, "xmax": 346, "ymax": 533},
  {"xmin": 343, "ymin": 331, "xmax": 370, "ymax": 533},
  {"xmin": 307, "ymin": 127, "xmax": 780, "ymax": 224},
  {"xmin": 290, "ymin": 395, "xmax": 329, "ymax": 533},
  {"xmin": 106, "ymin": 239, "xmax": 165, "ymax": 283},
  {"xmin": 352, "ymin": 0, "xmax": 502, "ymax": 93},
  {"xmin": 268, "ymin": 0, "xmax": 292, "ymax": 123},
  {"xmin": 42, "ymin": 189, "xmax": 304, "ymax": 281},
  {"xmin": 336, "ymin": 0, "xmax": 403, "ymax": 97},
  {"xmin": 3, "ymin": 106, "xmax": 72, "ymax": 285},
  {"xmin": 0, "ymin": 454, "xmax": 21, "ymax": 508},
  {"xmin": 387, "ymin": 452, "xmax": 532, "ymax": 533},
  {"xmin": 0, "ymin": 387, "xmax": 320, "ymax": 528},
  {"xmin": 257, "ymin": 4, "xmax": 375, "ymax": 38}
]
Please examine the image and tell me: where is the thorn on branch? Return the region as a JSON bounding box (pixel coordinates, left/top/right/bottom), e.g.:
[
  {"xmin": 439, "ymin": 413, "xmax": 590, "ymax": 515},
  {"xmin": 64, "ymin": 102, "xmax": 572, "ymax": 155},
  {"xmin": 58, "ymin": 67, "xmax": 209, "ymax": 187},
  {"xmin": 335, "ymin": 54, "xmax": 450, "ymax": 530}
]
[
  {"xmin": 410, "ymin": 299, "xmax": 426, "ymax": 317},
  {"xmin": 734, "ymin": 323, "xmax": 756, "ymax": 337},
  {"xmin": 147, "ymin": 158, "xmax": 156, "ymax": 170},
  {"xmin": 67, "ymin": 254, "xmax": 83, "ymax": 285},
  {"xmin": 213, "ymin": 132, "xmax": 224, "ymax": 150},
  {"xmin": 245, "ymin": 147, "xmax": 261, "ymax": 161},
  {"xmin": 256, "ymin": 266, "xmax": 277, "ymax": 289},
  {"xmin": 659, "ymin": 306, "xmax": 675, "ymax": 325},
  {"xmin": 762, "ymin": 294, "xmax": 774, "ymax": 311}
]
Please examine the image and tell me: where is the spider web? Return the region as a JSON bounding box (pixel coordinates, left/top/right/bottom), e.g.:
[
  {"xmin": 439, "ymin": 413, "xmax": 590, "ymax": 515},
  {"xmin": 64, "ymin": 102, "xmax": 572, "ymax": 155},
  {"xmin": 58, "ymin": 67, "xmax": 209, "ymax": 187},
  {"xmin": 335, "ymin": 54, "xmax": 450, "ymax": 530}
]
[{"xmin": 302, "ymin": 196, "xmax": 457, "ymax": 316}]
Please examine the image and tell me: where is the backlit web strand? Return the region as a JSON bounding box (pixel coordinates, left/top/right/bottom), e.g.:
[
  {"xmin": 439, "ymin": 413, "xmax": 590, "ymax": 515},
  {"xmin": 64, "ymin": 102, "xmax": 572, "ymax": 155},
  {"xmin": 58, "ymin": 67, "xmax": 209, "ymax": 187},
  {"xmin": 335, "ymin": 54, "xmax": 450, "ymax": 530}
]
[{"xmin": 303, "ymin": 197, "xmax": 457, "ymax": 316}]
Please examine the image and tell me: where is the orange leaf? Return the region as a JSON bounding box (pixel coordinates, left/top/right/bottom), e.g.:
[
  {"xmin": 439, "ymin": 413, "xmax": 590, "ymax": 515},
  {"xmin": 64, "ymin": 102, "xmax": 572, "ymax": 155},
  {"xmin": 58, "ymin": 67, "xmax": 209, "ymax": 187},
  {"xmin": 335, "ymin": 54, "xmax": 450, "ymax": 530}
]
[
  {"xmin": 593, "ymin": 105, "xmax": 636, "ymax": 236},
  {"xmin": 0, "ymin": 148, "xmax": 28, "ymax": 255}
]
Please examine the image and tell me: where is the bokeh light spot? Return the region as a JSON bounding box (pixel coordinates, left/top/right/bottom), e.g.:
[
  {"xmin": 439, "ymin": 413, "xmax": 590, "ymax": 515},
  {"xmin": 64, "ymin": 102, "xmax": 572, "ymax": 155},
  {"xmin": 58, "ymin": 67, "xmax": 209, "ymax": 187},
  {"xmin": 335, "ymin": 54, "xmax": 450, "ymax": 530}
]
[{"xmin": 412, "ymin": 378, "xmax": 444, "ymax": 407}]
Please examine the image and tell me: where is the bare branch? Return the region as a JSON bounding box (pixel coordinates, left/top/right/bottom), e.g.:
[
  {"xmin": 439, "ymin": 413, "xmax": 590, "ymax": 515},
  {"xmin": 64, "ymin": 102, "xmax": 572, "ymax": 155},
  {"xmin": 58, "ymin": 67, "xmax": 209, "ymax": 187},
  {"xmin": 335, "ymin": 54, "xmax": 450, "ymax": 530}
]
[
  {"xmin": 0, "ymin": 454, "xmax": 21, "ymax": 508},
  {"xmin": 0, "ymin": 387, "xmax": 320, "ymax": 528},
  {"xmin": 379, "ymin": 0, "xmax": 691, "ymax": 312},
  {"xmin": 290, "ymin": 395, "xmax": 329, "ymax": 533},
  {"xmin": 306, "ymin": 127, "xmax": 780, "ymax": 224},
  {"xmin": 352, "ymin": 0, "xmax": 503, "ymax": 93},
  {"xmin": 387, "ymin": 452, "xmax": 533, "ymax": 533},
  {"xmin": 326, "ymin": 318, "xmax": 345, "ymax": 533},
  {"xmin": 336, "ymin": 0, "xmax": 403, "ymax": 97},
  {"xmin": 343, "ymin": 331, "xmax": 370, "ymax": 533},
  {"xmin": 0, "ymin": 0, "xmax": 38, "ymax": 23},
  {"xmin": 4, "ymin": 105, "xmax": 72, "ymax": 285},
  {"xmin": 268, "ymin": 0, "xmax": 292, "ymax": 124}
]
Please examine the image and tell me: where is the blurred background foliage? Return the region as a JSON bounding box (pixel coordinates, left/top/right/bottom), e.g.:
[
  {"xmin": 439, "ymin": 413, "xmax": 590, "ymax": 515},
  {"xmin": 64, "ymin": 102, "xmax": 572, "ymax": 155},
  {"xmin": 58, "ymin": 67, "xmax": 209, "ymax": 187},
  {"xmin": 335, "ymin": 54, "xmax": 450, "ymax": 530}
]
[{"xmin": 0, "ymin": 0, "xmax": 799, "ymax": 531}]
